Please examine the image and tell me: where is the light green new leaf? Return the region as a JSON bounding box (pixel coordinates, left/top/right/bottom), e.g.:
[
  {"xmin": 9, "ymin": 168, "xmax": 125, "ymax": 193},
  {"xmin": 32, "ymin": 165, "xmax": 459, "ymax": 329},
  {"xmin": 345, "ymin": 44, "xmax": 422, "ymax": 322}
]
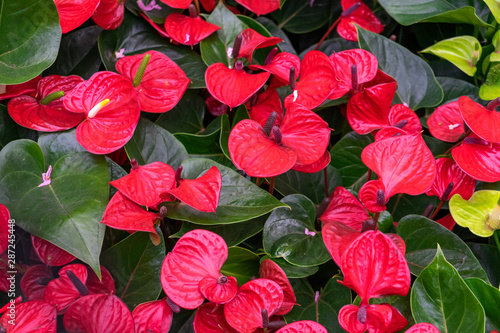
[
  {"xmin": 480, "ymin": 63, "xmax": 500, "ymax": 100},
  {"xmin": 485, "ymin": 0, "xmax": 500, "ymax": 24}
]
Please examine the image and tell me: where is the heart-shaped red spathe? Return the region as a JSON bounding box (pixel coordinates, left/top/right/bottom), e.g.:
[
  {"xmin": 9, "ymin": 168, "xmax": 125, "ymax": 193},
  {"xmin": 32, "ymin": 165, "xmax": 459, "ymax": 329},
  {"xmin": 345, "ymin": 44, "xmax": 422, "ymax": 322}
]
[
  {"xmin": 249, "ymin": 52, "xmax": 301, "ymax": 83},
  {"xmin": 101, "ymin": 192, "xmax": 160, "ymax": 235},
  {"xmin": 91, "ymin": 0, "xmax": 125, "ymax": 30},
  {"xmin": 132, "ymin": 298, "xmax": 173, "ymax": 333},
  {"xmin": 44, "ymin": 264, "xmax": 88, "ymax": 313},
  {"xmin": 340, "ymin": 231, "xmax": 410, "ymax": 303},
  {"xmin": 0, "ymin": 301, "xmax": 57, "ymax": 333},
  {"xmin": 0, "ymin": 76, "xmax": 41, "ymax": 100},
  {"xmin": 322, "ymin": 221, "xmax": 361, "ymax": 268},
  {"xmin": 275, "ymin": 321, "xmax": 328, "ymax": 333},
  {"xmin": 284, "ymin": 51, "xmax": 337, "ymax": 109},
  {"xmin": 451, "ymin": 135, "xmax": 500, "ymax": 182},
  {"xmin": 0, "ymin": 204, "xmax": 9, "ymax": 255},
  {"xmin": 63, "ymin": 71, "xmax": 140, "ymax": 154},
  {"xmin": 329, "ymin": 49, "xmax": 378, "ymax": 99},
  {"xmin": 338, "ymin": 0, "xmax": 384, "ymax": 42},
  {"xmin": 110, "ymin": 161, "xmax": 175, "ymax": 208},
  {"xmin": 54, "ymin": 0, "xmax": 101, "ymax": 33},
  {"xmin": 338, "ymin": 304, "xmax": 407, "ymax": 333},
  {"xmin": 200, "ymin": 0, "xmax": 216, "ymax": 11},
  {"xmin": 86, "ymin": 265, "xmax": 115, "ymax": 295},
  {"xmin": 320, "ymin": 186, "xmax": 370, "ymax": 231},
  {"xmin": 234, "ymin": 0, "xmax": 280, "ymax": 16},
  {"xmin": 238, "ymin": 28, "xmax": 282, "ymax": 62},
  {"xmin": 247, "ymin": 89, "xmax": 284, "ymax": 126},
  {"xmin": 31, "ymin": 235, "xmax": 76, "ymax": 267},
  {"xmin": 163, "ymin": 166, "xmax": 222, "ymax": 213},
  {"xmin": 405, "ymin": 323, "xmax": 441, "ymax": 333},
  {"xmin": 116, "ymin": 50, "xmax": 190, "ymax": 113},
  {"xmin": 459, "ymin": 96, "xmax": 500, "ymax": 143},
  {"xmin": 161, "ymin": 230, "xmax": 233, "ymax": 309},
  {"xmin": 426, "ymin": 157, "xmax": 476, "ymax": 201},
  {"xmin": 159, "ymin": 0, "xmax": 192, "ymax": 8},
  {"xmin": 199, "ymin": 275, "xmax": 239, "ymax": 304},
  {"xmin": 21, "ymin": 265, "xmax": 54, "ymax": 301},
  {"xmin": 165, "ymin": 13, "xmax": 221, "ymax": 46},
  {"xmin": 259, "ymin": 259, "xmax": 296, "ymax": 316},
  {"xmin": 362, "ymin": 133, "xmax": 436, "ymax": 198},
  {"xmin": 387, "ymin": 104, "xmax": 422, "ymax": 134},
  {"xmin": 427, "ymin": 101, "xmax": 465, "ymax": 142},
  {"xmin": 436, "ymin": 214, "xmax": 456, "ymax": 231},
  {"xmin": 206, "ymin": 63, "xmax": 270, "ymax": 109},
  {"xmin": 194, "ymin": 302, "xmax": 239, "ymax": 333},
  {"xmin": 291, "ymin": 150, "xmax": 331, "ymax": 173},
  {"xmin": 359, "ymin": 179, "xmax": 387, "ymax": 213},
  {"xmin": 224, "ymin": 278, "xmax": 284, "ymax": 333},
  {"xmin": 63, "ymin": 294, "xmax": 135, "ymax": 333},
  {"xmin": 8, "ymin": 75, "xmax": 85, "ymax": 132}
]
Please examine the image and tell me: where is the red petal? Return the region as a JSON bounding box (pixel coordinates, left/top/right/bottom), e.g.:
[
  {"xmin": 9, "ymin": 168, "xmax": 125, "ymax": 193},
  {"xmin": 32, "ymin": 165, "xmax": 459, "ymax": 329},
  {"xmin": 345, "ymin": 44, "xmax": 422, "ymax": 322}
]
[
  {"xmin": 338, "ymin": 0, "xmax": 384, "ymax": 42},
  {"xmin": 31, "ymin": 235, "xmax": 76, "ymax": 266},
  {"xmin": 320, "ymin": 186, "xmax": 370, "ymax": 231},
  {"xmin": 385, "ymin": 304, "xmax": 409, "ymax": 333},
  {"xmin": 249, "ymin": 52, "xmax": 301, "ymax": 83},
  {"xmin": 329, "ymin": 49, "xmax": 378, "ymax": 99},
  {"xmin": 406, "ymin": 323, "xmax": 441, "ymax": 333},
  {"xmin": 340, "ymin": 231, "xmax": 410, "ymax": 302},
  {"xmin": 116, "ymin": 50, "xmax": 190, "ymax": 113},
  {"xmin": 275, "ymin": 321, "xmax": 327, "ymax": 333},
  {"xmin": 0, "ymin": 301, "xmax": 57, "ymax": 333},
  {"xmin": 280, "ymin": 103, "xmax": 331, "ymax": 165},
  {"xmin": 199, "ymin": 275, "xmax": 238, "ymax": 304},
  {"xmin": 86, "ymin": 266, "xmax": 116, "ymax": 295},
  {"xmin": 460, "ymin": 96, "xmax": 500, "ymax": 143},
  {"xmin": 101, "ymin": 192, "xmax": 160, "ymax": 234},
  {"xmin": 361, "ymin": 133, "xmax": 437, "ymax": 198},
  {"xmin": 291, "ymin": 150, "xmax": 331, "ymax": 173},
  {"xmin": 200, "ymin": 0, "xmax": 216, "ymax": 11},
  {"xmin": 194, "ymin": 302, "xmax": 239, "ymax": 333},
  {"xmin": 44, "ymin": 264, "xmax": 88, "ymax": 313},
  {"xmin": 374, "ymin": 127, "xmax": 408, "ymax": 142},
  {"xmin": 388, "ymin": 104, "xmax": 422, "ymax": 134},
  {"xmin": 427, "ymin": 101, "xmax": 465, "ymax": 142},
  {"xmin": 238, "ymin": 28, "xmax": 282, "ymax": 62},
  {"xmin": 110, "ymin": 161, "xmax": 175, "ymax": 208},
  {"xmin": 340, "ymin": 303, "xmax": 406, "ymax": 333},
  {"xmin": 322, "ymin": 221, "xmax": 361, "ymax": 268},
  {"xmin": 92, "ymin": 0, "xmax": 125, "ymax": 30},
  {"xmin": 21, "ymin": 265, "xmax": 54, "ymax": 301},
  {"xmin": 229, "ymin": 119, "xmax": 297, "ymax": 177},
  {"xmin": 132, "ymin": 298, "xmax": 173, "ymax": 333},
  {"xmin": 436, "ymin": 214, "xmax": 456, "ymax": 231},
  {"xmin": 54, "ymin": 0, "xmax": 101, "ymax": 33},
  {"xmin": 63, "ymin": 294, "xmax": 134, "ymax": 333},
  {"xmin": 451, "ymin": 135, "xmax": 500, "ymax": 182},
  {"xmin": 426, "ymin": 157, "xmax": 476, "ymax": 200},
  {"xmin": 0, "ymin": 76, "xmax": 41, "ymax": 100},
  {"xmin": 284, "ymin": 51, "xmax": 337, "ymax": 109},
  {"xmin": 259, "ymin": 259, "xmax": 296, "ymax": 316},
  {"xmin": 206, "ymin": 63, "xmax": 270, "ymax": 109},
  {"xmin": 165, "ymin": 166, "xmax": 222, "ymax": 213},
  {"xmin": 159, "ymin": 0, "xmax": 192, "ymax": 8},
  {"xmin": 338, "ymin": 304, "xmax": 367, "ymax": 333},
  {"xmin": 224, "ymin": 279, "xmax": 284, "ymax": 333},
  {"xmin": 234, "ymin": 0, "xmax": 280, "ymax": 16},
  {"xmin": 247, "ymin": 89, "xmax": 284, "ymax": 126},
  {"xmin": 165, "ymin": 14, "xmax": 221, "ymax": 46},
  {"xmin": 161, "ymin": 230, "xmax": 229, "ymax": 309},
  {"xmin": 0, "ymin": 204, "xmax": 9, "ymax": 255},
  {"xmin": 359, "ymin": 180, "xmax": 387, "ymax": 213},
  {"xmin": 141, "ymin": 12, "xmax": 170, "ymax": 38}
]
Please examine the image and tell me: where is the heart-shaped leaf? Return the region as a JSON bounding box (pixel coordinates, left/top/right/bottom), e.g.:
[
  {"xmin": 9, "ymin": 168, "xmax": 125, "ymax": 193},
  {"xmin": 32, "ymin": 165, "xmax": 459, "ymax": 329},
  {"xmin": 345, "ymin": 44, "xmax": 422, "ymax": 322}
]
[
  {"xmin": 271, "ymin": 0, "xmax": 335, "ymax": 34},
  {"xmin": 465, "ymin": 277, "xmax": 500, "ymax": 330},
  {"xmin": 155, "ymin": 90, "xmax": 205, "ymax": 134}
]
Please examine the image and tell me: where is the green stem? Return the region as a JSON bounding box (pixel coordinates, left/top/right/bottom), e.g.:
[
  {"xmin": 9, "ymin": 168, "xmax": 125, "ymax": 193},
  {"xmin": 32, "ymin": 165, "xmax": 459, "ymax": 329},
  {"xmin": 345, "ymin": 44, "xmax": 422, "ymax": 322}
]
[
  {"xmin": 494, "ymin": 230, "xmax": 500, "ymax": 257},
  {"xmin": 133, "ymin": 53, "xmax": 151, "ymax": 87},
  {"xmin": 40, "ymin": 90, "xmax": 64, "ymax": 105},
  {"xmin": 430, "ymin": 199, "xmax": 445, "ymax": 220}
]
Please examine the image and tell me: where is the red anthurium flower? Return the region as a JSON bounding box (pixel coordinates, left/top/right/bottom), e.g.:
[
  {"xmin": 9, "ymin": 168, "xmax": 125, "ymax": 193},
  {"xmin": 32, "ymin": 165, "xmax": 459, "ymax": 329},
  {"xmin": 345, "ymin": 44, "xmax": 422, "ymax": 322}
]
[
  {"xmin": 338, "ymin": 0, "xmax": 384, "ymax": 42},
  {"xmin": 86, "ymin": 266, "xmax": 116, "ymax": 295},
  {"xmin": 8, "ymin": 75, "xmax": 85, "ymax": 132},
  {"xmin": 322, "ymin": 222, "xmax": 364, "ymax": 269},
  {"xmin": 338, "ymin": 303, "xmax": 407, "ymax": 333},
  {"xmin": 205, "ymin": 62, "xmax": 270, "ymax": 109},
  {"xmin": 164, "ymin": 12, "xmax": 221, "ymax": 46},
  {"xmin": 459, "ymin": 96, "xmax": 500, "ymax": 143},
  {"xmin": 237, "ymin": 28, "xmax": 282, "ymax": 63},
  {"xmin": 249, "ymin": 50, "xmax": 301, "ymax": 84},
  {"xmin": 132, "ymin": 298, "xmax": 173, "ymax": 333},
  {"xmin": 0, "ymin": 76, "xmax": 41, "ymax": 100},
  {"xmin": 436, "ymin": 214, "xmax": 456, "ymax": 230},
  {"xmin": 229, "ymin": 103, "xmax": 331, "ymax": 177},
  {"xmin": 275, "ymin": 320, "xmax": 328, "ymax": 333},
  {"xmin": 92, "ymin": 0, "xmax": 125, "ymax": 30},
  {"xmin": 451, "ymin": 134, "xmax": 500, "ymax": 182},
  {"xmin": 247, "ymin": 88, "xmax": 284, "ymax": 126},
  {"xmin": 54, "ymin": 0, "xmax": 101, "ymax": 33},
  {"xmin": 110, "ymin": 159, "xmax": 175, "ymax": 208},
  {"xmin": 234, "ymin": 0, "xmax": 280, "ymax": 15},
  {"xmin": 206, "ymin": 95, "xmax": 229, "ymax": 116},
  {"xmin": 284, "ymin": 51, "xmax": 337, "ymax": 109},
  {"xmin": 63, "ymin": 71, "xmax": 140, "ymax": 154},
  {"xmin": 140, "ymin": 12, "xmax": 171, "ymax": 38},
  {"xmin": 194, "ymin": 302, "xmax": 239, "ymax": 333},
  {"xmin": 0, "ymin": 301, "xmax": 57, "ymax": 333},
  {"xmin": 406, "ymin": 323, "xmax": 441, "ymax": 333},
  {"xmin": 31, "ymin": 235, "xmax": 76, "ymax": 266},
  {"xmin": 200, "ymin": 0, "xmax": 216, "ymax": 11},
  {"xmin": 0, "ymin": 204, "xmax": 10, "ymax": 255},
  {"xmin": 426, "ymin": 157, "xmax": 475, "ymax": 201},
  {"xmin": 21, "ymin": 265, "xmax": 54, "ymax": 301},
  {"xmin": 44, "ymin": 264, "xmax": 88, "ymax": 313},
  {"xmin": 259, "ymin": 259, "xmax": 296, "ymax": 316},
  {"xmin": 427, "ymin": 101, "xmax": 465, "ymax": 142},
  {"xmin": 116, "ymin": 50, "xmax": 190, "ymax": 113},
  {"xmin": 63, "ymin": 294, "xmax": 135, "ymax": 333},
  {"xmin": 320, "ymin": 186, "xmax": 370, "ymax": 231},
  {"xmin": 161, "ymin": 230, "xmax": 238, "ymax": 309},
  {"xmin": 291, "ymin": 150, "xmax": 331, "ymax": 173},
  {"xmin": 224, "ymin": 278, "xmax": 284, "ymax": 333},
  {"xmin": 359, "ymin": 179, "xmax": 387, "ymax": 213},
  {"xmin": 159, "ymin": 0, "xmax": 191, "ymax": 8},
  {"xmin": 329, "ymin": 49, "xmax": 378, "ymax": 100}
]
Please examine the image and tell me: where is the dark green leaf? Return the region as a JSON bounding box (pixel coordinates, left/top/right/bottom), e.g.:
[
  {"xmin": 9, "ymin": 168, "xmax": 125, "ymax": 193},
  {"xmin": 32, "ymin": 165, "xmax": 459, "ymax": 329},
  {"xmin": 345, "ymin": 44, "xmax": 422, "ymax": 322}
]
[
  {"xmin": 0, "ymin": 105, "xmax": 20, "ymax": 150},
  {"xmin": 411, "ymin": 246, "xmax": 485, "ymax": 333},
  {"xmin": 38, "ymin": 130, "xmax": 86, "ymax": 166},
  {"xmin": 155, "ymin": 90, "xmax": 205, "ymax": 134},
  {"xmin": 0, "ymin": 0, "xmax": 61, "ymax": 84},
  {"xmin": 256, "ymin": 17, "xmax": 297, "ymax": 56},
  {"xmin": 220, "ymin": 114, "xmax": 231, "ymax": 160},
  {"xmin": 371, "ymin": 294, "xmax": 414, "ymax": 329},
  {"xmin": 386, "ymin": 194, "xmax": 438, "ymax": 221},
  {"xmin": 469, "ymin": 243, "xmax": 500, "ymax": 287},
  {"xmin": 125, "ymin": 0, "xmax": 178, "ymax": 24},
  {"xmin": 437, "ymin": 77, "xmax": 481, "ymax": 103},
  {"xmin": 465, "ymin": 277, "xmax": 500, "ymax": 330},
  {"xmin": 261, "ymin": 257, "xmax": 319, "ymax": 278},
  {"xmin": 106, "ymin": 157, "xmax": 128, "ymax": 198},
  {"xmin": 221, "ymin": 247, "xmax": 260, "ymax": 285},
  {"xmin": 175, "ymin": 129, "xmax": 222, "ymax": 156},
  {"xmin": 271, "ymin": 0, "xmax": 337, "ymax": 34},
  {"xmin": 300, "ymin": 38, "xmax": 358, "ymax": 59}
]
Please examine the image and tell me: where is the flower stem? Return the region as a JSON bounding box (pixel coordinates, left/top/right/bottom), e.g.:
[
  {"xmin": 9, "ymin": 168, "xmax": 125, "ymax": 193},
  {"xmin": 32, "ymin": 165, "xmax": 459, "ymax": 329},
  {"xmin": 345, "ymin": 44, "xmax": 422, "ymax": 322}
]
[
  {"xmin": 494, "ymin": 230, "xmax": 500, "ymax": 257},
  {"xmin": 430, "ymin": 199, "xmax": 445, "ymax": 220},
  {"xmin": 269, "ymin": 177, "xmax": 275, "ymax": 195},
  {"xmin": 314, "ymin": 17, "xmax": 340, "ymax": 50}
]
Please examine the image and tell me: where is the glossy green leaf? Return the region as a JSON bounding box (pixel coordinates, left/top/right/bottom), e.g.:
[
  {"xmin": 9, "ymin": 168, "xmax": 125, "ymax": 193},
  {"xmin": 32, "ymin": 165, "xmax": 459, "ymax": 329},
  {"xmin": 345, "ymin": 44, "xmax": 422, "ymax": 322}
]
[
  {"xmin": 0, "ymin": 105, "xmax": 20, "ymax": 151},
  {"xmin": 199, "ymin": 2, "xmax": 248, "ymax": 66},
  {"xmin": 263, "ymin": 194, "xmax": 330, "ymax": 266},
  {"xmin": 484, "ymin": 0, "xmax": 500, "ymax": 23},
  {"xmin": 490, "ymin": 30, "xmax": 500, "ymax": 62},
  {"xmin": 161, "ymin": 158, "xmax": 287, "ymax": 224},
  {"xmin": 285, "ymin": 277, "xmax": 351, "ymax": 332},
  {"xmin": 411, "ymin": 246, "xmax": 485, "ymax": 333},
  {"xmin": 98, "ymin": 11, "xmax": 206, "ymax": 88},
  {"xmin": 38, "ymin": 130, "xmax": 86, "ymax": 166},
  {"xmin": 101, "ymin": 226, "xmax": 165, "ymax": 310},
  {"xmin": 469, "ymin": 243, "xmax": 500, "ymax": 287},
  {"xmin": 480, "ymin": 63, "xmax": 500, "ymax": 100},
  {"xmin": 465, "ymin": 277, "xmax": 500, "ymax": 330},
  {"xmin": 0, "ymin": 0, "xmax": 61, "ymax": 84},
  {"xmin": 221, "ymin": 247, "xmax": 260, "ymax": 285},
  {"xmin": 371, "ymin": 294, "xmax": 414, "ymax": 329},
  {"xmin": 174, "ymin": 127, "xmax": 222, "ymax": 156},
  {"xmin": 300, "ymin": 38, "xmax": 358, "ymax": 59},
  {"xmin": 155, "ymin": 91, "xmax": 205, "ymax": 135},
  {"xmin": 0, "ymin": 140, "xmax": 108, "ymax": 275},
  {"xmin": 358, "ymin": 27, "xmax": 443, "ymax": 110},
  {"xmin": 271, "ymin": 0, "xmax": 336, "ymax": 34},
  {"xmin": 125, "ymin": 118, "xmax": 188, "ymax": 170},
  {"xmin": 450, "ymin": 191, "xmax": 500, "ymax": 237},
  {"xmin": 397, "ymin": 215, "xmax": 489, "ymax": 281},
  {"xmin": 256, "ymin": 17, "xmax": 297, "ymax": 56},
  {"xmin": 387, "ymin": 193, "xmax": 438, "ymax": 221},
  {"xmin": 437, "ymin": 76, "xmax": 481, "ymax": 103},
  {"xmin": 421, "ymin": 36, "xmax": 481, "ymax": 76}
]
